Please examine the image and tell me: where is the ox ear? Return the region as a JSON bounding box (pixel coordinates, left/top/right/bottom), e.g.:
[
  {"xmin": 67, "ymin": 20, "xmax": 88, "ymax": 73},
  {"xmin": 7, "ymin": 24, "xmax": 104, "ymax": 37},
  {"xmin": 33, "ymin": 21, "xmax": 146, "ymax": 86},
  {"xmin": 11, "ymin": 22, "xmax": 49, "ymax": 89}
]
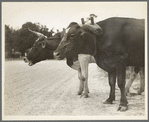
[{"xmin": 41, "ymin": 41, "xmax": 46, "ymax": 48}]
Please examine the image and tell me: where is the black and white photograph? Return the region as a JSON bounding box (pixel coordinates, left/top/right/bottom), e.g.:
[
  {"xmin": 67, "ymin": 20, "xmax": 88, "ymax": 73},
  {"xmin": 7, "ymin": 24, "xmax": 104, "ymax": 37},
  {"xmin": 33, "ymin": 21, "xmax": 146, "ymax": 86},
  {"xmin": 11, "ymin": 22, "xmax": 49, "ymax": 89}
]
[{"xmin": 2, "ymin": 2, "xmax": 148, "ymax": 120}]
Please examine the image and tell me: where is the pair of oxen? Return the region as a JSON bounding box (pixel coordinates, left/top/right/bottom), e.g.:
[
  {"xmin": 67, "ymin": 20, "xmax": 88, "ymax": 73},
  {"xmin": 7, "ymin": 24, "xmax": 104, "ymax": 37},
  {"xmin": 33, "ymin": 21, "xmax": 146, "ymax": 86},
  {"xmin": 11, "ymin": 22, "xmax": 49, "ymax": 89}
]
[{"xmin": 24, "ymin": 17, "xmax": 145, "ymax": 111}]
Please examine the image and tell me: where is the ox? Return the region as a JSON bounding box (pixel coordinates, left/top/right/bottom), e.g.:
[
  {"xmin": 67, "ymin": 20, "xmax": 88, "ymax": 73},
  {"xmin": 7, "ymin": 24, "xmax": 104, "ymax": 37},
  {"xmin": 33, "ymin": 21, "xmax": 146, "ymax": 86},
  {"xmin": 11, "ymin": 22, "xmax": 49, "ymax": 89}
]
[
  {"xmin": 54, "ymin": 17, "xmax": 145, "ymax": 111},
  {"xmin": 23, "ymin": 29, "xmax": 61, "ymax": 65}
]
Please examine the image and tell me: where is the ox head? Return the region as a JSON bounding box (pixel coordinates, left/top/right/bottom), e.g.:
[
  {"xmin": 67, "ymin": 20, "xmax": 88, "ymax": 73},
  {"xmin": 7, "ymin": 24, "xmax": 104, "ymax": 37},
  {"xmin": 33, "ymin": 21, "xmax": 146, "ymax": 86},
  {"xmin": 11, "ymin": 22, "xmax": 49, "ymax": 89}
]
[
  {"xmin": 24, "ymin": 29, "xmax": 61, "ymax": 66},
  {"xmin": 54, "ymin": 22, "xmax": 103, "ymax": 60}
]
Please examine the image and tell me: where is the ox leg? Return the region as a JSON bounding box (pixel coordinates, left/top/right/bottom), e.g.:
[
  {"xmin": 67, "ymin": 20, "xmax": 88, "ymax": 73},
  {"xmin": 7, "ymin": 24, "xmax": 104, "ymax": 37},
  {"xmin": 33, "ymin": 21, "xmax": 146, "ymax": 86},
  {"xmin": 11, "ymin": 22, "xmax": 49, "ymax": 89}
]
[
  {"xmin": 78, "ymin": 54, "xmax": 90, "ymax": 98},
  {"xmin": 77, "ymin": 68, "xmax": 84, "ymax": 95},
  {"xmin": 125, "ymin": 67, "xmax": 137, "ymax": 95},
  {"xmin": 104, "ymin": 70, "xmax": 116, "ymax": 104},
  {"xmin": 117, "ymin": 63, "xmax": 128, "ymax": 111},
  {"xmin": 137, "ymin": 67, "xmax": 145, "ymax": 95}
]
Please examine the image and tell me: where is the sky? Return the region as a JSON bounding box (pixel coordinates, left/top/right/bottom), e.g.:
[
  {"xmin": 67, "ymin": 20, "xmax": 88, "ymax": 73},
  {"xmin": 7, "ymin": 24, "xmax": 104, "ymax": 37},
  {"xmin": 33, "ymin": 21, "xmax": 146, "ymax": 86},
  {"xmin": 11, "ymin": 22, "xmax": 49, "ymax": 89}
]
[{"xmin": 2, "ymin": 2, "xmax": 147, "ymax": 32}]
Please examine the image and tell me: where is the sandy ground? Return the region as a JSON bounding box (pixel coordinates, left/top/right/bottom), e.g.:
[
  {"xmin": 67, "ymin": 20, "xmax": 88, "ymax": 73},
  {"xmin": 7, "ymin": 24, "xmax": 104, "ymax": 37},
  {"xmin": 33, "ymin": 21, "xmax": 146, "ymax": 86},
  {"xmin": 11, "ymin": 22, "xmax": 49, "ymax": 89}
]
[{"xmin": 3, "ymin": 60, "xmax": 147, "ymax": 119}]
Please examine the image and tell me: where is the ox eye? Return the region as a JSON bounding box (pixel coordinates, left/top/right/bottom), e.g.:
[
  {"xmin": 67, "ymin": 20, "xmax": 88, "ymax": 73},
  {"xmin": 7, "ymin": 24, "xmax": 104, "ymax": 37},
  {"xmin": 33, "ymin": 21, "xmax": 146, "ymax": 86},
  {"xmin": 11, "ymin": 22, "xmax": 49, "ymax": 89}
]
[{"xmin": 70, "ymin": 34, "xmax": 75, "ymax": 37}]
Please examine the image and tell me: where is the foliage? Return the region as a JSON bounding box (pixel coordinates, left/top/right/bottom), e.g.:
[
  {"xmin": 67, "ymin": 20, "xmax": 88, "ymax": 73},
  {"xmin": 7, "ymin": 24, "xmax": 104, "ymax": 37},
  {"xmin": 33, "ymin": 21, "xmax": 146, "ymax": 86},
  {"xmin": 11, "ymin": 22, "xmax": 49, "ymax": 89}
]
[{"xmin": 5, "ymin": 22, "xmax": 54, "ymax": 58}]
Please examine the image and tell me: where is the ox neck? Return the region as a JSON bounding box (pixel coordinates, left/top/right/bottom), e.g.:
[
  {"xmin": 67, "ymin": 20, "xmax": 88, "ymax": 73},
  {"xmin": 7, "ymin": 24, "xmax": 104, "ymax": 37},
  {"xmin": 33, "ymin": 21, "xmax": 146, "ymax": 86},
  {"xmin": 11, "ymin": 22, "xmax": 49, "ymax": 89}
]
[{"xmin": 78, "ymin": 33, "xmax": 97, "ymax": 56}]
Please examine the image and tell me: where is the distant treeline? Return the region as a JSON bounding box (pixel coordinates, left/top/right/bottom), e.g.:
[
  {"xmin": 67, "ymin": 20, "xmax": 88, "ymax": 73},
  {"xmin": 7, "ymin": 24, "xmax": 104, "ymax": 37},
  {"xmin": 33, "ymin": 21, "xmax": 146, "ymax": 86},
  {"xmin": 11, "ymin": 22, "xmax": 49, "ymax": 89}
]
[{"xmin": 5, "ymin": 22, "xmax": 55, "ymax": 58}]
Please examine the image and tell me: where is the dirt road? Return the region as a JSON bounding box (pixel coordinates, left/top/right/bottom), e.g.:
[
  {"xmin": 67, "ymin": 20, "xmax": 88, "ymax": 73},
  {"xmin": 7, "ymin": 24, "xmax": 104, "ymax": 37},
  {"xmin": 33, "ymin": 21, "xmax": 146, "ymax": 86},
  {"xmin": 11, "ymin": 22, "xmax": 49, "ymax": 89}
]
[{"xmin": 3, "ymin": 60, "xmax": 146, "ymax": 119}]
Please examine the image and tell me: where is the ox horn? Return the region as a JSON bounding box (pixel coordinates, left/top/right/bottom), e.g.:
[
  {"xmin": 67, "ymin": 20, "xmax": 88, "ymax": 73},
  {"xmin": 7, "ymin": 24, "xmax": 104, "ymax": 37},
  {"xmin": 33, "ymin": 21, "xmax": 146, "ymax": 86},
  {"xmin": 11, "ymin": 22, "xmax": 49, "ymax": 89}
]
[
  {"xmin": 28, "ymin": 28, "xmax": 47, "ymax": 38},
  {"xmin": 90, "ymin": 17, "xmax": 94, "ymax": 25},
  {"xmin": 51, "ymin": 27, "xmax": 54, "ymax": 31},
  {"xmin": 81, "ymin": 18, "xmax": 85, "ymax": 25}
]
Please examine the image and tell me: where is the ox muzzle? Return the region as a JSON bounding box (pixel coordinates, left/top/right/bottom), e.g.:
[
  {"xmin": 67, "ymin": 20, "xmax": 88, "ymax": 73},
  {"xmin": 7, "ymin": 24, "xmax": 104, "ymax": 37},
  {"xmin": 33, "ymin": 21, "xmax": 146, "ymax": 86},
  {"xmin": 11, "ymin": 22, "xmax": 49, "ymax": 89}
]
[
  {"xmin": 53, "ymin": 51, "xmax": 64, "ymax": 60},
  {"xmin": 23, "ymin": 57, "xmax": 34, "ymax": 66}
]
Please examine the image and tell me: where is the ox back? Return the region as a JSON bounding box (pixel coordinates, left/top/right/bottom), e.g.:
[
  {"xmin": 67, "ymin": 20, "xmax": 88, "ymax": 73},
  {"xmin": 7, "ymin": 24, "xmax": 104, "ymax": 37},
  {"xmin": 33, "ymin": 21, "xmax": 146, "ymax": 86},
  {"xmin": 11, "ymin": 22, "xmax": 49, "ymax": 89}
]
[{"xmin": 95, "ymin": 17, "xmax": 144, "ymax": 69}]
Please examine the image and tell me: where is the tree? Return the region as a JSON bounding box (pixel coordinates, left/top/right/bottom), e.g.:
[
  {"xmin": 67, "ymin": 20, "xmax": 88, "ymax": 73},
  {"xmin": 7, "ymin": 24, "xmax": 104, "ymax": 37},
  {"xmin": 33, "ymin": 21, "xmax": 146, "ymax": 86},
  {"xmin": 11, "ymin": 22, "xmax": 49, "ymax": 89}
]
[
  {"xmin": 19, "ymin": 28, "xmax": 37, "ymax": 55},
  {"xmin": 5, "ymin": 25, "xmax": 13, "ymax": 58},
  {"xmin": 5, "ymin": 22, "xmax": 56, "ymax": 57}
]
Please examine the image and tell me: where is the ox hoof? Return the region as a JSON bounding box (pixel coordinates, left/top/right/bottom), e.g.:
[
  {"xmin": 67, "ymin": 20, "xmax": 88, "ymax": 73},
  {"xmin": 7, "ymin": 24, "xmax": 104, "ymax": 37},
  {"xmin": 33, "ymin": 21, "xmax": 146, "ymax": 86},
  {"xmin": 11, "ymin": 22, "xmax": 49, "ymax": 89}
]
[
  {"xmin": 103, "ymin": 97, "xmax": 115, "ymax": 104},
  {"xmin": 103, "ymin": 99, "xmax": 113, "ymax": 104},
  {"xmin": 117, "ymin": 105, "xmax": 128, "ymax": 112},
  {"xmin": 77, "ymin": 91, "xmax": 82, "ymax": 95},
  {"xmin": 80, "ymin": 93, "xmax": 89, "ymax": 98}
]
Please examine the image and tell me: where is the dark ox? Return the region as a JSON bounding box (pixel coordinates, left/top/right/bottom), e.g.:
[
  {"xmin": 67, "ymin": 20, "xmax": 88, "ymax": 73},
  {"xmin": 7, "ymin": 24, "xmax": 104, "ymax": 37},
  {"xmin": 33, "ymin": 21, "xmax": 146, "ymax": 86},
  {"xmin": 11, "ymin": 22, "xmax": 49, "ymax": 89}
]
[
  {"xmin": 24, "ymin": 29, "xmax": 62, "ymax": 66},
  {"xmin": 54, "ymin": 17, "xmax": 145, "ymax": 111}
]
